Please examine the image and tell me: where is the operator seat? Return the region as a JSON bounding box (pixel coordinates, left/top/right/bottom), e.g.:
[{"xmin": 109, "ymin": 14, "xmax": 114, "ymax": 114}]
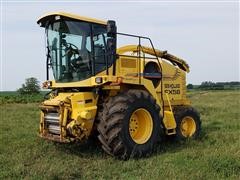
[
  {"xmin": 71, "ymin": 48, "xmax": 91, "ymax": 81},
  {"xmin": 78, "ymin": 49, "xmax": 91, "ymax": 71}
]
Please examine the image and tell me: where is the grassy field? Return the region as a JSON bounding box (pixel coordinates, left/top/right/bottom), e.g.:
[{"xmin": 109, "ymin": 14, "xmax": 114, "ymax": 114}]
[
  {"xmin": 0, "ymin": 91, "xmax": 46, "ymax": 105},
  {"xmin": 0, "ymin": 90, "xmax": 240, "ymax": 179}
]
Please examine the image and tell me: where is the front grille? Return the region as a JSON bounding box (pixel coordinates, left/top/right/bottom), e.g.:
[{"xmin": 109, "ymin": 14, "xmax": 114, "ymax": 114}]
[{"xmin": 44, "ymin": 112, "xmax": 60, "ymax": 135}]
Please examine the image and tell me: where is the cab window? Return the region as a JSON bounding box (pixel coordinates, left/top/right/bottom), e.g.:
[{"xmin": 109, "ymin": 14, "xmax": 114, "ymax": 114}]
[{"xmin": 93, "ymin": 25, "xmax": 108, "ymax": 73}]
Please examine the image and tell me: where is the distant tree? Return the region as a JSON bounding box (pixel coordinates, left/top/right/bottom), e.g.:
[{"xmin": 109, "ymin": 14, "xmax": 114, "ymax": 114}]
[
  {"xmin": 17, "ymin": 77, "xmax": 40, "ymax": 95},
  {"xmin": 187, "ymin": 83, "xmax": 194, "ymax": 89},
  {"xmin": 199, "ymin": 81, "xmax": 215, "ymax": 89}
]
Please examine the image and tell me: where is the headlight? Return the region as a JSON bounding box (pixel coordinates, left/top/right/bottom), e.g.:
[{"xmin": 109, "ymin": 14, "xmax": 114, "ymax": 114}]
[
  {"xmin": 42, "ymin": 81, "xmax": 52, "ymax": 89},
  {"xmin": 95, "ymin": 77, "xmax": 103, "ymax": 84}
]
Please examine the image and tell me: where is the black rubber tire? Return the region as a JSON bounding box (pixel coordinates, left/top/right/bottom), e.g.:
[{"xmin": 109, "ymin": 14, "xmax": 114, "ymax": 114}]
[
  {"xmin": 173, "ymin": 106, "xmax": 201, "ymax": 140},
  {"xmin": 97, "ymin": 89, "xmax": 163, "ymax": 159}
]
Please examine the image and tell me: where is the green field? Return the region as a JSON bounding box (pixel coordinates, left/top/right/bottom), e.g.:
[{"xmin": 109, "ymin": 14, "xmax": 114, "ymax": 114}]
[
  {"xmin": 0, "ymin": 90, "xmax": 240, "ymax": 179},
  {"xmin": 0, "ymin": 91, "xmax": 46, "ymax": 105}
]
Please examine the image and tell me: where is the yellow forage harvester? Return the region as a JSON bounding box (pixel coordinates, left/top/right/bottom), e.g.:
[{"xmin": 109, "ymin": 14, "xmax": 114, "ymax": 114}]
[{"xmin": 37, "ymin": 12, "xmax": 201, "ymax": 159}]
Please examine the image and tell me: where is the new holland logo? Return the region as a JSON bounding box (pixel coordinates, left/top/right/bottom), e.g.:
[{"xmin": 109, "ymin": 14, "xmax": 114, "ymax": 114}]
[{"xmin": 164, "ymin": 83, "xmax": 181, "ymax": 94}]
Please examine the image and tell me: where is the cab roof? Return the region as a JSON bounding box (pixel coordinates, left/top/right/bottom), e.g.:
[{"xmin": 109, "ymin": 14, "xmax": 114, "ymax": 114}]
[{"xmin": 37, "ymin": 11, "xmax": 107, "ymax": 27}]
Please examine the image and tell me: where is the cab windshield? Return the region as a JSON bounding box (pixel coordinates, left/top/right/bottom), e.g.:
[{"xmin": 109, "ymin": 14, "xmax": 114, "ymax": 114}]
[{"xmin": 46, "ymin": 20, "xmax": 108, "ymax": 82}]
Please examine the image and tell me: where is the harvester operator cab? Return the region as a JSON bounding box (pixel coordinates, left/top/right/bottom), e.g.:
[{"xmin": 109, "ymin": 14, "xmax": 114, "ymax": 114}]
[{"xmin": 38, "ymin": 13, "xmax": 117, "ymax": 84}]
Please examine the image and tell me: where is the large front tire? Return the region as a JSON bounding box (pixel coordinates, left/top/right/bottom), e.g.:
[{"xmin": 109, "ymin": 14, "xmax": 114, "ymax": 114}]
[
  {"xmin": 97, "ymin": 90, "xmax": 163, "ymax": 159},
  {"xmin": 173, "ymin": 106, "xmax": 201, "ymax": 140}
]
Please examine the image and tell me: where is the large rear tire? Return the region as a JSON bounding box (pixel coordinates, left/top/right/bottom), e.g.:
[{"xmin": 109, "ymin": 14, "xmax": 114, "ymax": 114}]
[{"xmin": 97, "ymin": 89, "xmax": 163, "ymax": 159}]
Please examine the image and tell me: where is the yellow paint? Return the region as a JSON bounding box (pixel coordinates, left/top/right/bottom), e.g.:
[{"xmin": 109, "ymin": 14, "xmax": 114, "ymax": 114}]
[
  {"xmin": 117, "ymin": 45, "xmax": 189, "ymax": 72},
  {"xmin": 37, "ymin": 11, "xmax": 106, "ymax": 25},
  {"xmin": 129, "ymin": 108, "xmax": 153, "ymax": 144},
  {"xmin": 80, "ymin": 111, "xmax": 92, "ymax": 120},
  {"xmin": 69, "ymin": 92, "xmax": 98, "ymax": 138},
  {"xmin": 115, "ymin": 45, "xmax": 190, "ymax": 111},
  {"xmin": 116, "ymin": 56, "xmax": 140, "ymax": 85},
  {"xmin": 61, "ymin": 107, "xmax": 69, "ymax": 137},
  {"xmin": 42, "ymin": 93, "xmax": 72, "ymax": 106},
  {"xmin": 163, "ymin": 111, "xmax": 176, "ymax": 133},
  {"xmin": 180, "ymin": 116, "xmax": 196, "ymax": 137},
  {"xmin": 50, "ymin": 75, "xmax": 116, "ymax": 89},
  {"xmin": 40, "ymin": 92, "xmax": 98, "ymax": 141},
  {"xmin": 163, "ymin": 94, "xmax": 176, "ymax": 134}
]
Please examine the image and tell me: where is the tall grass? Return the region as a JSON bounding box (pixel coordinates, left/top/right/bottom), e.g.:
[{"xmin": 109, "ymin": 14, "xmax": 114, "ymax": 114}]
[{"xmin": 0, "ymin": 90, "xmax": 239, "ymax": 179}]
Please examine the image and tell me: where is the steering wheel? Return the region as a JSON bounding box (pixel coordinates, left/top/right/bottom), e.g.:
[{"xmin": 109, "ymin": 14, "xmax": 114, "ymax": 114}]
[{"xmin": 62, "ymin": 43, "xmax": 80, "ymax": 59}]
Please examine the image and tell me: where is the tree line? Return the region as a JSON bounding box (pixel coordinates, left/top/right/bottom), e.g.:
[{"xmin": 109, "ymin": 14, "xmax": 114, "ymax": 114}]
[{"xmin": 187, "ymin": 81, "xmax": 240, "ymax": 90}]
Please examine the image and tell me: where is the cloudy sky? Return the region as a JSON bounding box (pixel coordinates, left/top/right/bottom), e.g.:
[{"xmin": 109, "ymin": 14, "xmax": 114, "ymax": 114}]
[{"xmin": 1, "ymin": 1, "xmax": 239, "ymax": 91}]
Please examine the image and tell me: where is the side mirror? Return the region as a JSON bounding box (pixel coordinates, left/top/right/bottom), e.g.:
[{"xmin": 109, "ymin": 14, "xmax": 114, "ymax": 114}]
[
  {"xmin": 107, "ymin": 38, "xmax": 116, "ymax": 64},
  {"xmin": 106, "ymin": 20, "xmax": 117, "ymax": 66},
  {"xmin": 107, "ymin": 20, "xmax": 117, "ymax": 37}
]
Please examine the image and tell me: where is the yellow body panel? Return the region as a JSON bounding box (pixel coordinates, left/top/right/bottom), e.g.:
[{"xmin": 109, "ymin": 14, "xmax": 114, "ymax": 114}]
[
  {"xmin": 163, "ymin": 93, "xmax": 176, "ymax": 134},
  {"xmin": 50, "ymin": 74, "xmax": 116, "ymax": 88},
  {"xmin": 117, "ymin": 45, "xmax": 189, "ymax": 72},
  {"xmin": 37, "ymin": 11, "xmax": 106, "ymax": 25},
  {"xmin": 40, "ymin": 92, "xmax": 98, "ymax": 141}
]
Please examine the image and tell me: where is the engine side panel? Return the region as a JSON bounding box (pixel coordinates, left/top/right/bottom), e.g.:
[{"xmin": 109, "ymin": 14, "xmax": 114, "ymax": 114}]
[{"xmin": 160, "ymin": 60, "xmax": 190, "ymax": 106}]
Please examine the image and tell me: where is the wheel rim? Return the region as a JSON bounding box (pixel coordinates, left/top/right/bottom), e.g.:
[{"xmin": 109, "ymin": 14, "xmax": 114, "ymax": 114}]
[
  {"xmin": 180, "ymin": 116, "xmax": 196, "ymax": 137},
  {"xmin": 129, "ymin": 108, "xmax": 153, "ymax": 144}
]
